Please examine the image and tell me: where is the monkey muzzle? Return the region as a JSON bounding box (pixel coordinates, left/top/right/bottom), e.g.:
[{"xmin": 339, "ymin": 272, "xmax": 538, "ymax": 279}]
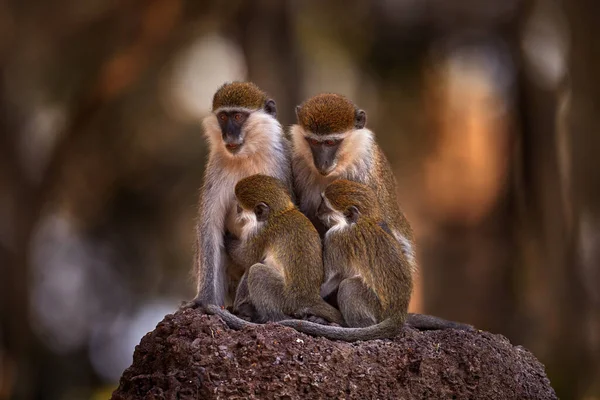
[
  {"xmin": 222, "ymin": 133, "xmax": 244, "ymax": 153},
  {"xmin": 311, "ymin": 144, "xmax": 339, "ymax": 175}
]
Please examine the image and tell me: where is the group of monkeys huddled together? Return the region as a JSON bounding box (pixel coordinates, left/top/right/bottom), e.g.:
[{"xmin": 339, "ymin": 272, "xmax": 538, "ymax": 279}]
[{"xmin": 185, "ymin": 81, "xmax": 471, "ymax": 341}]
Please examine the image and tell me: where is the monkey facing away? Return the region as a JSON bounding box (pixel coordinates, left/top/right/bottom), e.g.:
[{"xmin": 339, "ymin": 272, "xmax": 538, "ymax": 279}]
[
  {"xmin": 190, "ymin": 82, "xmax": 293, "ymax": 310},
  {"xmin": 279, "ymin": 180, "xmax": 471, "ymax": 341},
  {"xmin": 291, "ymin": 93, "xmax": 470, "ymax": 331},
  {"xmin": 208, "ymin": 174, "xmax": 345, "ymax": 329}
]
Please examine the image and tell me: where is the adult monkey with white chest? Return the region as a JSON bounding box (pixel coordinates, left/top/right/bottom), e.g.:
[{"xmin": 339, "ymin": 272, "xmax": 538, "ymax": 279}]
[
  {"xmin": 189, "ymin": 82, "xmax": 292, "ymax": 310},
  {"xmin": 291, "ymin": 94, "xmax": 415, "ymax": 266},
  {"xmin": 290, "ymin": 93, "xmax": 471, "ymax": 331}
]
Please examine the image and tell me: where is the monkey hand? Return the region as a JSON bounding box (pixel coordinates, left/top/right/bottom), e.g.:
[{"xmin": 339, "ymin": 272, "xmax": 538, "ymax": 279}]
[
  {"xmin": 179, "ymin": 298, "xmax": 211, "ymax": 313},
  {"xmin": 179, "ymin": 299, "xmax": 201, "ymax": 309}
]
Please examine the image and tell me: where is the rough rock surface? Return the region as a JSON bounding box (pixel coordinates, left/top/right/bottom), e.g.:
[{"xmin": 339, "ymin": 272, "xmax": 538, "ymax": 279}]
[{"xmin": 112, "ymin": 308, "xmax": 557, "ymax": 400}]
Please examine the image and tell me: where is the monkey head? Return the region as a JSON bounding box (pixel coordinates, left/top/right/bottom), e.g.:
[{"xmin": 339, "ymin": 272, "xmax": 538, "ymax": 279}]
[
  {"xmin": 234, "ymin": 174, "xmax": 293, "ymax": 223},
  {"xmin": 292, "ymin": 94, "xmax": 370, "ymax": 176},
  {"xmin": 317, "ymin": 179, "xmax": 380, "ymax": 229},
  {"xmin": 205, "ymin": 82, "xmax": 278, "ymax": 156}
]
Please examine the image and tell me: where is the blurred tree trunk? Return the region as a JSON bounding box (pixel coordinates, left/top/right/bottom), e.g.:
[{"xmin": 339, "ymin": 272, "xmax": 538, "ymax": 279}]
[
  {"xmin": 558, "ymin": 0, "xmax": 600, "ymax": 397},
  {"xmin": 235, "ymin": 0, "xmax": 302, "ymax": 126},
  {"xmin": 508, "ymin": 0, "xmax": 600, "ymax": 397},
  {"xmin": 0, "ymin": 1, "xmax": 188, "ymax": 397}
]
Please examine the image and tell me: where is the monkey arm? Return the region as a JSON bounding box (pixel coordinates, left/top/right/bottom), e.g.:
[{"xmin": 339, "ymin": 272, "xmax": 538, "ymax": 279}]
[
  {"xmin": 193, "ymin": 180, "xmax": 228, "ymax": 307},
  {"xmin": 227, "ymin": 233, "xmax": 264, "ymax": 268}
]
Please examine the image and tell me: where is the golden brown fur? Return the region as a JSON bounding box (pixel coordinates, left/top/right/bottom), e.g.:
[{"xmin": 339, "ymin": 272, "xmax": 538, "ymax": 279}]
[
  {"xmin": 279, "ymin": 180, "xmax": 411, "ymax": 341},
  {"xmin": 296, "ymin": 93, "xmax": 357, "ymax": 135},
  {"xmin": 212, "ymin": 81, "xmax": 268, "ymax": 111},
  {"xmin": 224, "ymin": 175, "xmax": 344, "ymax": 325},
  {"xmin": 291, "ymin": 93, "xmax": 416, "ymax": 269},
  {"xmin": 190, "ymin": 82, "xmax": 292, "ymax": 311},
  {"xmin": 288, "ymin": 95, "xmax": 475, "ymax": 337}
]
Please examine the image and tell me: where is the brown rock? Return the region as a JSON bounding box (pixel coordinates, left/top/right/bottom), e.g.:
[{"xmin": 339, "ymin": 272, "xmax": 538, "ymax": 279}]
[{"xmin": 111, "ymin": 308, "xmax": 557, "ymax": 400}]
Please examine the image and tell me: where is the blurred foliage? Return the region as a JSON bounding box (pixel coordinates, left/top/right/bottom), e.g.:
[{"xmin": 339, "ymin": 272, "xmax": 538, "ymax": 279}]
[{"xmin": 0, "ymin": 0, "xmax": 599, "ymax": 399}]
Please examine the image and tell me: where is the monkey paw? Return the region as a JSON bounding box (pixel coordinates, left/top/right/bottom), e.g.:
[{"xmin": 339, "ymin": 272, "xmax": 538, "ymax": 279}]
[{"xmin": 179, "ymin": 299, "xmax": 208, "ymax": 313}]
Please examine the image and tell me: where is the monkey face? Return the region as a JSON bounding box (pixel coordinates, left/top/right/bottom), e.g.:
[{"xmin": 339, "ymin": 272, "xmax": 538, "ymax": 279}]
[
  {"xmin": 293, "ymin": 93, "xmax": 368, "ymax": 176},
  {"xmin": 305, "ymin": 137, "xmax": 343, "ymax": 176},
  {"xmin": 213, "ymin": 98, "xmax": 277, "ymax": 155},
  {"xmin": 216, "ymin": 109, "xmax": 250, "ymax": 154}
]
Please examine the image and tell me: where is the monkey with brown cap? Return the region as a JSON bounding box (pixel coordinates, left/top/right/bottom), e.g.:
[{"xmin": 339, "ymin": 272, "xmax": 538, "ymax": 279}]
[
  {"xmin": 279, "ymin": 180, "xmax": 471, "ymax": 341},
  {"xmin": 290, "ymin": 93, "xmax": 471, "ymax": 332},
  {"xmin": 291, "ymin": 93, "xmax": 415, "ymax": 267},
  {"xmin": 188, "ymin": 82, "xmax": 293, "ymax": 313}
]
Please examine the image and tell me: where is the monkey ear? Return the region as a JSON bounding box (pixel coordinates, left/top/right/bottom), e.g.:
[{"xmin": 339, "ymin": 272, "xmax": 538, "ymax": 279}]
[
  {"xmin": 295, "ymin": 105, "xmax": 301, "ymax": 119},
  {"xmin": 265, "ymin": 99, "xmax": 277, "ymax": 117},
  {"xmin": 345, "ymin": 206, "xmax": 360, "ymax": 223},
  {"xmin": 355, "ymin": 109, "xmax": 367, "ymax": 129},
  {"xmin": 254, "ymin": 202, "xmax": 270, "ymax": 221}
]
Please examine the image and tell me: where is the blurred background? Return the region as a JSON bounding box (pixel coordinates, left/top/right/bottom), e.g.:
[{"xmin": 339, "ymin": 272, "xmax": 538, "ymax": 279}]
[{"xmin": 0, "ymin": 0, "xmax": 598, "ymax": 398}]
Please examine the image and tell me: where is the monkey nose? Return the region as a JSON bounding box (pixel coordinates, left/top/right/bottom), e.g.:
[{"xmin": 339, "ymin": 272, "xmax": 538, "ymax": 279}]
[{"xmin": 318, "ymin": 166, "xmax": 334, "ymax": 176}]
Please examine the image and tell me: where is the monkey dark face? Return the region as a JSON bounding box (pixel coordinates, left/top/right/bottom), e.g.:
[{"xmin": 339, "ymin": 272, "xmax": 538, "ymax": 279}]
[
  {"xmin": 215, "ymin": 100, "xmax": 277, "ymax": 154},
  {"xmin": 216, "ymin": 110, "xmax": 250, "ymax": 153},
  {"xmin": 295, "ymin": 98, "xmax": 367, "ymax": 175},
  {"xmin": 305, "ymin": 137, "xmax": 343, "ymax": 175}
]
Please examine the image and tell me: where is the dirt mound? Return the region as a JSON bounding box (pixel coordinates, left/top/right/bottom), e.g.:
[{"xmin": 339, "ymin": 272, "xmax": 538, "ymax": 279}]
[{"xmin": 112, "ymin": 308, "xmax": 556, "ymax": 399}]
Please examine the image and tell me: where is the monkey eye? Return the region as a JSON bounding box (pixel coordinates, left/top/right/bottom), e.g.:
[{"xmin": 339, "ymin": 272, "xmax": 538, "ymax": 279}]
[
  {"xmin": 324, "ymin": 139, "xmax": 337, "ymax": 146},
  {"xmin": 306, "ymin": 138, "xmax": 320, "ymax": 146},
  {"xmin": 234, "ymin": 113, "xmax": 242, "ymax": 121},
  {"xmin": 218, "ymin": 113, "xmax": 227, "ymax": 121}
]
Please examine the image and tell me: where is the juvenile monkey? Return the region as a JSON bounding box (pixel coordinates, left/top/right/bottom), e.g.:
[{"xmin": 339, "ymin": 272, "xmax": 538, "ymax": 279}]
[
  {"xmin": 279, "ymin": 180, "xmax": 471, "ymax": 341},
  {"xmin": 232, "ymin": 175, "xmax": 344, "ymax": 323},
  {"xmin": 190, "ymin": 82, "xmax": 292, "ymax": 310},
  {"xmin": 291, "ymin": 96, "xmax": 470, "ymax": 331},
  {"xmin": 210, "ymin": 174, "xmax": 344, "ymax": 328}
]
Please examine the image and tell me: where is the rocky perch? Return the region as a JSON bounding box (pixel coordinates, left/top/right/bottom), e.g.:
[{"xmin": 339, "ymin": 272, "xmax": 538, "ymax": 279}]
[{"xmin": 111, "ymin": 308, "xmax": 556, "ymax": 399}]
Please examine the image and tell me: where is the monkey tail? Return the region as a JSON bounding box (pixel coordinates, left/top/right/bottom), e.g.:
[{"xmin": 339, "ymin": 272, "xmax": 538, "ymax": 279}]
[
  {"xmin": 205, "ymin": 305, "xmax": 259, "ymax": 330},
  {"xmin": 278, "ymin": 316, "xmax": 402, "ymax": 342},
  {"xmin": 405, "ymin": 313, "xmax": 474, "ymax": 331}
]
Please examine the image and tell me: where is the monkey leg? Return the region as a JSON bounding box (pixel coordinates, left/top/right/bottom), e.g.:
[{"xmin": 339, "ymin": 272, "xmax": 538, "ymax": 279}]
[
  {"xmin": 337, "ymin": 277, "xmax": 382, "ymax": 328},
  {"xmin": 232, "ymin": 271, "xmax": 257, "ymax": 321},
  {"xmin": 246, "ymin": 263, "xmax": 291, "ymax": 323}
]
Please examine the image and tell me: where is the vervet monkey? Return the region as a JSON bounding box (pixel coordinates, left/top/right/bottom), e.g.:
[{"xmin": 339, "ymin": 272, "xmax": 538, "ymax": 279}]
[
  {"xmin": 291, "ymin": 93, "xmax": 416, "ymax": 271},
  {"xmin": 190, "ymin": 82, "xmax": 292, "ymax": 309},
  {"xmin": 222, "ymin": 174, "xmax": 344, "ymax": 325},
  {"xmin": 290, "ymin": 93, "xmax": 474, "ymax": 332},
  {"xmin": 280, "ymin": 180, "xmax": 472, "ymax": 341}
]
